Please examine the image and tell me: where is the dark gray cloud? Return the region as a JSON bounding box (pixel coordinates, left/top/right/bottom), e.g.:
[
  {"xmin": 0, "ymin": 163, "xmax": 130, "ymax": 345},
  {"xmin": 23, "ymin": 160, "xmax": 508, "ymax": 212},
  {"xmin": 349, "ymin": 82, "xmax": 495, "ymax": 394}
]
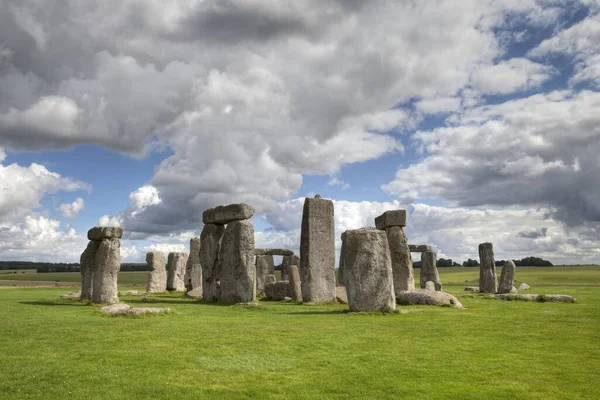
[{"xmin": 518, "ymin": 227, "xmax": 548, "ymax": 239}]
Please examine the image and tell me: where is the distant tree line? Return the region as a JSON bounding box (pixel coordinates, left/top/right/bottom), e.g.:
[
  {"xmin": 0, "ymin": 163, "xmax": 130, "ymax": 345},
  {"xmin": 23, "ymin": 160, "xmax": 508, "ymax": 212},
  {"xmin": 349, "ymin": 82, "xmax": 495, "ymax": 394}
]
[
  {"xmin": 414, "ymin": 258, "xmax": 461, "ymax": 268},
  {"xmin": 462, "ymin": 256, "xmax": 553, "ymax": 267},
  {"xmin": 0, "ymin": 261, "xmax": 150, "ymax": 273}
]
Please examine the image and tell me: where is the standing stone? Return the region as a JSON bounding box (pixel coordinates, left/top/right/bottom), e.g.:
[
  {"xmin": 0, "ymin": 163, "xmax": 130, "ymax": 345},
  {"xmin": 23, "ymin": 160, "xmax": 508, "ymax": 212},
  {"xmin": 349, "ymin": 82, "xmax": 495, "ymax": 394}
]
[
  {"xmin": 478, "ymin": 242, "xmax": 498, "ymax": 293},
  {"xmin": 80, "ymin": 241, "xmax": 99, "ymax": 301},
  {"xmin": 146, "ymin": 251, "xmax": 167, "ymax": 293},
  {"xmin": 420, "ymin": 251, "xmax": 442, "ymax": 291},
  {"xmin": 91, "ymin": 238, "xmax": 120, "ymax": 304},
  {"xmin": 341, "ymin": 228, "xmax": 396, "ymax": 312},
  {"xmin": 255, "ymin": 255, "xmax": 271, "ymax": 293},
  {"xmin": 338, "ymin": 232, "xmax": 347, "ymax": 286},
  {"xmin": 384, "ymin": 226, "xmax": 415, "ymax": 294},
  {"xmin": 498, "ymin": 259, "xmax": 516, "ymax": 294},
  {"xmin": 300, "ymin": 195, "xmax": 336, "ymax": 303},
  {"xmin": 200, "ymin": 223, "xmax": 225, "ymax": 301},
  {"xmin": 184, "ymin": 237, "xmax": 202, "ymax": 291},
  {"xmin": 287, "ymin": 264, "xmax": 302, "ymax": 302},
  {"xmin": 166, "ymin": 252, "xmax": 189, "ymax": 292},
  {"xmin": 218, "ymin": 220, "xmax": 256, "ymax": 303},
  {"xmin": 281, "ymin": 255, "xmax": 300, "ymax": 281}
]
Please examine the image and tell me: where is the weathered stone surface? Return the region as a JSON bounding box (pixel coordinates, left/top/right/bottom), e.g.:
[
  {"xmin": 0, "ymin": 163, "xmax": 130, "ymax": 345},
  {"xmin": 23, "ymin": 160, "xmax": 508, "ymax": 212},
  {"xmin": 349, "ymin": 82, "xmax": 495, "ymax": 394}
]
[
  {"xmin": 119, "ymin": 290, "xmax": 142, "ymax": 296},
  {"xmin": 100, "ymin": 303, "xmax": 171, "ymax": 316},
  {"xmin": 87, "ymin": 226, "xmax": 123, "ymax": 240},
  {"xmin": 498, "ymin": 259, "xmax": 516, "ymax": 294},
  {"xmin": 61, "ymin": 292, "xmax": 81, "ymax": 300},
  {"xmin": 128, "ymin": 307, "xmax": 171, "ymax": 316},
  {"xmin": 424, "ymin": 281, "xmax": 436, "ymax": 291},
  {"xmin": 338, "ymin": 232, "xmax": 347, "ymax": 286},
  {"xmin": 341, "ymin": 228, "xmax": 396, "ymax": 312},
  {"xmin": 91, "ymin": 238, "xmax": 120, "ymax": 304},
  {"xmin": 335, "ymin": 286, "xmax": 348, "ymax": 304},
  {"xmin": 255, "ymin": 255, "xmax": 271, "ymax": 293},
  {"xmin": 202, "ymin": 203, "xmax": 255, "ymax": 224},
  {"xmin": 396, "ymin": 290, "xmax": 464, "ymax": 308},
  {"xmin": 166, "ymin": 252, "xmax": 189, "ymax": 292},
  {"xmin": 254, "ymin": 248, "xmax": 294, "ymax": 256},
  {"xmin": 184, "ymin": 237, "xmax": 202, "ymax": 291},
  {"xmin": 80, "ymin": 240, "xmax": 99, "ymax": 301},
  {"xmin": 420, "ymin": 251, "xmax": 442, "ymax": 291},
  {"xmin": 478, "ymin": 242, "xmax": 498, "ymax": 293},
  {"xmin": 375, "ymin": 210, "xmax": 406, "ymax": 230},
  {"xmin": 266, "ymin": 274, "xmax": 276, "ymax": 285},
  {"xmin": 218, "ymin": 220, "xmax": 256, "ymax": 303},
  {"xmin": 518, "ymin": 282, "xmax": 530, "ymax": 291},
  {"xmin": 146, "ymin": 251, "xmax": 167, "ymax": 293},
  {"xmin": 490, "ymin": 293, "xmax": 576, "ymax": 303},
  {"xmin": 287, "ymin": 264, "xmax": 302, "ymax": 302},
  {"xmin": 300, "ymin": 196, "xmax": 336, "ymax": 303},
  {"xmin": 263, "ymin": 281, "xmax": 292, "ymax": 300},
  {"xmin": 200, "ymin": 223, "xmax": 225, "ymax": 301},
  {"xmin": 408, "ymin": 244, "xmax": 432, "ymax": 253},
  {"xmin": 385, "ymin": 226, "xmax": 414, "ymax": 294},
  {"xmin": 464, "ymin": 287, "xmax": 480, "ymax": 292},
  {"xmin": 140, "ymin": 296, "xmax": 160, "ymax": 303},
  {"xmin": 100, "ymin": 303, "xmax": 130, "ymax": 314},
  {"xmin": 281, "ymin": 255, "xmax": 300, "ymax": 281},
  {"xmin": 185, "ymin": 287, "xmax": 203, "ymax": 298}
]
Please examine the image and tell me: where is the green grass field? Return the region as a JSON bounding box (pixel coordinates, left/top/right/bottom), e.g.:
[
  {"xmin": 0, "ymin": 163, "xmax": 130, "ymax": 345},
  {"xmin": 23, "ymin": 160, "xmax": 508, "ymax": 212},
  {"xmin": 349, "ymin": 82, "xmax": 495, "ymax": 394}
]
[{"xmin": 1, "ymin": 266, "xmax": 599, "ymax": 399}]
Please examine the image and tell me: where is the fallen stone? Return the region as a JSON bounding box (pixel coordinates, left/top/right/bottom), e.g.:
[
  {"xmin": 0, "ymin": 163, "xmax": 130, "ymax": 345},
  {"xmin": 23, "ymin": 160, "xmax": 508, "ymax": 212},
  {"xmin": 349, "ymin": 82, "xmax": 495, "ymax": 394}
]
[
  {"xmin": 385, "ymin": 225, "xmax": 414, "ymax": 294},
  {"xmin": 464, "ymin": 287, "xmax": 480, "ymax": 292},
  {"xmin": 200, "ymin": 223, "xmax": 225, "ymax": 302},
  {"xmin": 408, "ymin": 244, "xmax": 432, "ymax": 253},
  {"xmin": 396, "ymin": 290, "xmax": 464, "ymax": 308},
  {"xmin": 100, "ymin": 303, "xmax": 171, "ymax": 315},
  {"xmin": 283, "ymin": 296, "xmax": 293, "ymax": 302},
  {"xmin": 498, "ymin": 260, "xmax": 516, "ymax": 294},
  {"xmin": 375, "ymin": 210, "xmax": 406, "ymax": 230},
  {"xmin": 478, "ymin": 242, "xmax": 498, "ymax": 293},
  {"xmin": 341, "ymin": 228, "xmax": 396, "ymax": 312},
  {"xmin": 263, "ymin": 281, "xmax": 292, "ymax": 300},
  {"xmin": 254, "ymin": 248, "xmax": 294, "ymax": 256},
  {"xmin": 518, "ymin": 282, "xmax": 531, "ymax": 291},
  {"xmin": 87, "ymin": 227, "xmax": 123, "ymax": 241},
  {"xmin": 218, "ymin": 220, "xmax": 256, "ymax": 303},
  {"xmin": 287, "ymin": 264, "xmax": 302, "ymax": 302},
  {"xmin": 166, "ymin": 252, "xmax": 189, "ymax": 292},
  {"xmin": 61, "ymin": 292, "xmax": 81, "ymax": 300},
  {"xmin": 300, "ymin": 195, "xmax": 336, "ymax": 303},
  {"xmin": 91, "ymin": 238, "xmax": 120, "ymax": 304},
  {"xmin": 118, "ymin": 290, "xmax": 142, "ymax": 296},
  {"xmin": 139, "ymin": 296, "xmax": 160, "ymax": 303},
  {"xmin": 335, "ymin": 286, "xmax": 348, "ymax": 304},
  {"xmin": 184, "ymin": 237, "xmax": 202, "ymax": 291},
  {"xmin": 202, "ymin": 203, "xmax": 255, "ymax": 224},
  {"xmin": 128, "ymin": 307, "xmax": 171, "ymax": 316},
  {"xmin": 420, "ymin": 251, "xmax": 442, "ymax": 291},
  {"xmin": 490, "ymin": 293, "xmax": 576, "ymax": 303},
  {"xmin": 100, "ymin": 303, "xmax": 130, "ymax": 314},
  {"xmin": 146, "ymin": 251, "xmax": 167, "ymax": 293},
  {"xmin": 424, "ymin": 281, "xmax": 436, "ymax": 291},
  {"xmin": 80, "ymin": 241, "xmax": 99, "ymax": 301},
  {"xmin": 186, "ymin": 287, "xmax": 203, "ymax": 298}
]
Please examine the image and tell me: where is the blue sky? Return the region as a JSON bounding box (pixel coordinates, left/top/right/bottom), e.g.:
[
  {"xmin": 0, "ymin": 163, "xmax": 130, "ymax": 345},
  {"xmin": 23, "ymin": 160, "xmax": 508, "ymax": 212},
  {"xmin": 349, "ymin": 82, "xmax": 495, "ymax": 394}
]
[{"xmin": 0, "ymin": 1, "xmax": 599, "ymax": 264}]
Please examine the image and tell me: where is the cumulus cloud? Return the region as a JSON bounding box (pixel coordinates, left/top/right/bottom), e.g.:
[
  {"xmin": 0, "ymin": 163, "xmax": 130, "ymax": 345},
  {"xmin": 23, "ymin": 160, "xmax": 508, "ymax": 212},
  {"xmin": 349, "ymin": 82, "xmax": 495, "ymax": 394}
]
[
  {"xmin": 59, "ymin": 197, "xmax": 84, "ymax": 218},
  {"xmin": 470, "ymin": 58, "xmax": 554, "ymax": 95}
]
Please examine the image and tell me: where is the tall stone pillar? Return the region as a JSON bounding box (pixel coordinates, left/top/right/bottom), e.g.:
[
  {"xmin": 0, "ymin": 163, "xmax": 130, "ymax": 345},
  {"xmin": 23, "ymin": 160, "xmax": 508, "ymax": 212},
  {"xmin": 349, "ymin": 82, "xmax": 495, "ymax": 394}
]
[
  {"xmin": 375, "ymin": 210, "xmax": 414, "ymax": 294},
  {"xmin": 218, "ymin": 220, "xmax": 256, "ymax": 303},
  {"xmin": 281, "ymin": 254, "xmax": 300, "ymax": 281},
  {"xmin": 166, "ymin": 252, "xmax": 188, "ymax": 291},
  {"xmin": 300, "ymin": 195, "xmax": 336, "ymax": 303},
  {"xmin": 255, "ymin": 255, "xmax": 271, "ymax": 293},
  {"xmin": 200, "ymin": 223, "xmax": 225, "ymax": 301},
  {"xmin": 81, "ymin": 227, "xmax": 122, "ymax": 304},
  {"xmin": 420, "ymin": 251, "xmax": 442, "ymax": 291},
  {"xmin": 146, "ymin": 251, "xmax": 167, "ymax": 293},
  {"xmin": 80, "ymin": 241, "xmax": 99, "ymax": 301},
  {"xmin": 497, "ymin": 259, "xmax": 516, "ymax": 294},
  {"xmin": 184, "ymin": 237, "xmax": 202, "ymax": 291},
  {"xmin": 478, "ymin": 242, "xmax": 497, "ymax": 293}
]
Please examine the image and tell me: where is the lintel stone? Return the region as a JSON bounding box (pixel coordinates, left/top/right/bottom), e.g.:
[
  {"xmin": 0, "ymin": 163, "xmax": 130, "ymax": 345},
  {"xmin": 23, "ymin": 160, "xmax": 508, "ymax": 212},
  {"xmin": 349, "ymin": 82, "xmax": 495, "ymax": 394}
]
[{"xmin": 375, "ymin": 210, "xmax": 406, "ymax": 229}]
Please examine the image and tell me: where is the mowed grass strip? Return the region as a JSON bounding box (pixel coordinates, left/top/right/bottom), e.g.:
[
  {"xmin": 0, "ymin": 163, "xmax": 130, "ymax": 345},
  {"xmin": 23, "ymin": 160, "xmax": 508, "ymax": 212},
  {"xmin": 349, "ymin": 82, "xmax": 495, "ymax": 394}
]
[{"xmin": 0, "ymin": 267, "xmax": 599, "ymax": 399}]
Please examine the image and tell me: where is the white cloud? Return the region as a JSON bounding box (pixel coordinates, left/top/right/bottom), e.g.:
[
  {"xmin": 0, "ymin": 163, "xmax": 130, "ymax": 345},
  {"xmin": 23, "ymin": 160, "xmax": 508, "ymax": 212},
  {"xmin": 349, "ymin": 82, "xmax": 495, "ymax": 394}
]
[
  {"xmin": 570, "ymin": 53, "xmax": 600, "ymax": 88},
  {"xmin": 415, "ymin": 97, "xmax": 462, "ymax": 114},
  {"xmin": 470, "ymin": 58, "xmax": 554, "ymax": 95},
  {"xmin": 529, "ymin": 13, "xmax": 600, "ymax": 59},
  {"xmin": 327, "ymin": 176, "xmax": 350, "ymax": 190},
  {"xmin": 129, "ymin": 185, "xmax": 161, "ymax": 209},
  {"xmin": 59, "ymin": 197, "xmax": 85, "ymax": 218}
]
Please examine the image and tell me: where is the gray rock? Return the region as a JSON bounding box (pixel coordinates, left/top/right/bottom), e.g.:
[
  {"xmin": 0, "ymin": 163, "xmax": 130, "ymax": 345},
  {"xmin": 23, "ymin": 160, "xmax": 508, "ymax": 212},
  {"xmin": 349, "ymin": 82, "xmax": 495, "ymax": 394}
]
[
  {"xmin": 375, "ymin": 210, "xmax": 406, "ymax": 230},
  {"xmin": 424, "ymin": 281, "xmax": 436, "ymax": 291},
  {"xmin": 202, "ymin": 203, "xmax": 255, "ymax": 224},
  {"xmin": 200, "ymin": 223, "xmax": 225, "ymax": 302},
  {"xmin": 139, "ymin": 296, "xmax": 160, "ymax": 303},
  {"xmin": 281, "ymin": 255, "xmax": 300, "ymax": 281},
  {"xmin": 166, "ymin": 252, "xmax": 189, "ymax": 292},
  {"xmin": 254, "ymin": 248, "xmax": 294, "ymax": 256},
  {"xmin": 287, "ymin": 264, "xmax": 302, "ymax": 302},
  {"xmin": 341, "ymin": 228, "xmax": 396, "ymax": 313},
  {"xmin": 385, "ymin": 226, "xmax": 415, "ymax": 294},
  {"xmin": 266, "ymin": 274, "xmax": 276, "ymax": 285},
  {"xmin": 497, "ymin": 259, "xmax": 516, "ymax": 294},
  {"xmin": 184, "ymin": 237, "xmax": 202, "ymax": 291},
  {"xmin": 146, "ymin": 251, "xmax": 167, "ymax": 293},
  {"xmin": 420, "ymin": 251, "xmax": 442, "ymax": 291},
  {"xmin": 518, "ymin": 282, "xmax": 531, "ymax": 291},
  {"xmin": 408, "ymin": 244, "xmax": 432, "ymax": 253},
  {"xmin": 283, "ymin": 296, "xmax": 293, "ymax": 302},
  {"xmin": 100, "ymin": 303, "xmax": 130, "ymax": 314},
  {"xmin": 300, "ymin": 196, "xmax": 336, "ymax": 303},
  {"xmin": 338, "ymin": 232, "xmax": 347, "ymax": 286},
  {"xmin": 263, "ymin": 281, "xmax": 292, "ymax": 300},
  {"xmin": 396, "ymin": 290, "xmax": 464, "ymax": 308},
  {"xmin": 478, "ymin": 242, "xmax": 498, "ymax": 293},
  {"xmin": 185, "ymin": 287, "xmax": 203, "ymax": 298},
  {"xmin": 490, "ymin": 293, "xmax": 576, "ymax": 303},
  {"xmin": 255, "ymin": 255, "xmax": 271, "ymax": 293},
  {"xmin": 335, "ymin": 286, "xmax": 348, "ymax": 304},
  {"xmin": 91, "ymin": 238, "xmax": 120, "ymax": 304},
  {"xmin": 60, "ymin": 292, "xmax": 81, "ymax": 300},
  {"xmin": 218, "ymin": 220, "xmax": 256, "ymax": 303},
  {"xmin": 80, "ymin": 240, "xmax": 99, "ymax": 301},
  {"xmin": 87, "ymin": 226, "xmax": 123, "ymax": 241},
  {"xmin": 100, "ymin": 303, "xmax": 171, "ymax": 316},
  {"xmin": 464, "ymin": 287, "xmax": 480, "ymax": 292},
  {"xmin": 118, "ymin": 290, "xmax": 142, "ymax": 296},
  {"xmin": 128, "ymin": 307, "xmax": 171, "ymax": 316}
]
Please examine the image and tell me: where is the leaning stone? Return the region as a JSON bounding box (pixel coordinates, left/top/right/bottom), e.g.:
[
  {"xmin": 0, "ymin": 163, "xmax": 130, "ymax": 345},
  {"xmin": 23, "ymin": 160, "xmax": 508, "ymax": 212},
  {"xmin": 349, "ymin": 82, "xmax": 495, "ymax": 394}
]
[
  {"xmin": 87, "ymin": 227, "xmax": 123, "ymax": 241},
  {"xmin": 518, "ymin": 282, "xmax": 531, "ymax": 291},
  {"xmin": 254, "ymin": 248, "xmax": 294, "ymax": 256},
  {"xmin": 91, "ymin": 238, "xmax": 120, "ymax": 304},
  {"xmin": 118, "ymin": 290, "xmax": 142, "ymax": 296},
  {"xmin": 375, "ymin": 210, "xmax": 406, "ymax": 230},
  {"xmin": 464, "ymin": 287, "xmax": 480, "ymax": 292},
  {"xmin": 80, "ymin": 240, "xmax": 99, "ymax": 301},
  {"xmin": 185, "ymin": 287, "xmax": 203, "ymax": 298},
  {"xmin": 146, "ymin": 251, "xmax": 167, "ymax": 293},
  {"xmin": 396, "ymin": 290, "xmax": 464, "ymax": 308},
  {"xmin": 335, "ymin": 286, "xmax": 348, "ymax": 304},
  {"xmin": 341, "ymin": 228, "xmax": 396, "ymax": 312},
  {"xmin": 300, "ymin": 195, "xmax": 336, "ymax": 303},
  {"xmin": 490, "ymin": 293, "xmax": 576, "ymax": 303},
  {"xmin": 287, "ymin": 264, "xmax": 302, "ymax": 302},
  {"xmin": 281, "ymin": 255, "xmax": 300, "ymax": 281},
  {"xmin": 385, "ymin": 226, "xmax": 415, "ymax": 293},
  {"xmin": 424, "ymin": 281, "xmax": 436, "ymax": 291},
  {"xmin": 166, "ymin": 252, "xmax": 189, "ymax": 292},
  {"xmin": 478, "ymin": 242, "xmax": 498, "ymax": 293},
  {"xmin": 218, "ymin": 220, "xmax": 256, "ymax": 303},
  {"xmin": 264, "ymin": 281, "xmax": 292, "ymax": 300},
  {"xmin": 202, "ymin": 203, "xmax": 255, "ymax": 224},
  {"xmin": 408, "ymin": 244, "xmax": 432, "ymax": 253},
  {"xmin": 497, "ymin": 260, "xmax": 516, "ymax": 294},
  {"xmin": 184, "ymin": 237, "xmax": 202, "ymax": 291},
  {"xmin": 200, "ymin": 223, "xmax": 225, "ymax": 302},
  {"xmin": 61, "ymin": 292, "xmax": 81, "ymax": 300},
  {"xmin": 420, "ymin": 251, "xmax": 442, "ymax": 291}
]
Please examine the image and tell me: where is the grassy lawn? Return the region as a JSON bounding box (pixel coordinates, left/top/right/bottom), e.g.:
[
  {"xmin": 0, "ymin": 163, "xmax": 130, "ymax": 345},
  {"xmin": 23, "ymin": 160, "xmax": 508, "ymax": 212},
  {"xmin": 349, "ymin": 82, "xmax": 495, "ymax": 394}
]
[{"xmin": 0, "ymin": 267, "xmax": 599, "ymax": 399}]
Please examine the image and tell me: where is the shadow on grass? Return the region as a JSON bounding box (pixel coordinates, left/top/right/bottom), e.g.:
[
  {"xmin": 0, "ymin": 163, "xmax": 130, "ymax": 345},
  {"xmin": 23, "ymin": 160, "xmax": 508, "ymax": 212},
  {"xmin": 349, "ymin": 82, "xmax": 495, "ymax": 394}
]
[
  {"xmin": 285, "ymin": 310, "xmax": 349, "ymax": 315},
  {"xmin": 19, "ymin": 301, "xmax": 85, "ymax": 307}
]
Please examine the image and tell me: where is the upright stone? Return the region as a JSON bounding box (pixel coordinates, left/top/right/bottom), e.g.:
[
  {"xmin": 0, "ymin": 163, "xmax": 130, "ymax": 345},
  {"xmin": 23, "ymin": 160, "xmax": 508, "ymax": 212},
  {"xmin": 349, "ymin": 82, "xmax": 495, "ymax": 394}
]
[
  {"xmin": 146, "ymin": 251, "xmax": 167, "ymax": 293},
  {"xmin": 498, "ymin": 259, "xmax": 516, "ymax": 294},
  {"xmin": 80, "ymin": 241, "xmax": 99, "ymax": 301},
  {"xmin": 184, "ymin": 237, "xmax": 202, "ymax": 291},
  {"xmin": 385, "ymin": 226, "xmax": 415, "ymax": 293},
  {"xmin": 420, "ymin": 251, "xmax": 442, "ymax": 291},
  {"xmin": 341, "ymin": 228, "xmax": 396, "ymax": 312},
  {"xmin": 166, "ymin": 252, "xmax": 189, "ymax": 291},
  {"xmin": 338, "ymin": 232, "xmax": 347, "ymax": 286},
  {"xmin": 218, "ymin": 220, "xmax": 256, "ymax": 303},
  {"xmin": 287, "ymin": 264, "xmax": 302, "ymax": 302},
  {"xmin": 200, "ymin": 223, "xmax": 225, "ymax": 301},
  {"xmin": 255, "ymin": 255, "xmax": 271, "ymax": 293},
  {"xmin": 281, "ymin": 255, "xmax": 300, "ymax": 281},
  {"xmin": 91, "ymin": 238, "xmax": 120, "ymax": 304},
  {"xmin": 478, "ymin": 242, "xmax": 498, "ymax": 293},
  {"xmin": 300, "ymin": 195, "xmax": 336, "ymax": 303}
]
